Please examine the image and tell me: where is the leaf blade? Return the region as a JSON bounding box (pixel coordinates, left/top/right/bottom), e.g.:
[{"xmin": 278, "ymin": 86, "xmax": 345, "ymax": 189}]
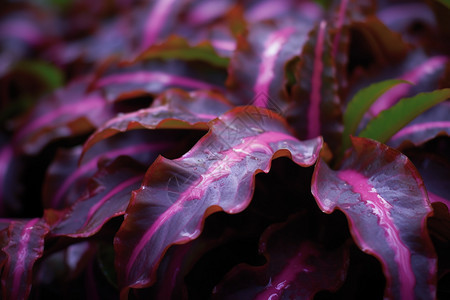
[
  {"xmin": 114, "ymin": 107, "xmax": 323, "ymax": 296},
  {"xmin": 341, "ymin": 79, "xmax": 411, "ymax": 154},
  {"xmin": 359, "ymin": 89, "xmax": 450, "ymax": 143},
  {"xmin": 312, "ymin": 136, "xmax": 436, "ymax": 299}
]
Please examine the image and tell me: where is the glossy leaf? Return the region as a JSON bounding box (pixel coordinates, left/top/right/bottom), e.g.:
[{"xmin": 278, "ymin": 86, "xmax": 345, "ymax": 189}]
[
  {"xmin": 287, "ymin": 21, "xmax": 343, "ymax": 150},
  {"xmin": 1, "ymin": 218, "xmax": 49, "ymax": 300},
  {"xmin": 213, "ymin": 213, "xmax": 350, "ymax": 299},
  {"xmin": 44, "ymin": 130, "xmax": 182, "ymax": 209},
  {"xmin": 359, "ymin": 89, "xmax": 450, "ymax": 143},
  {"xmin": 12, "ymin": 77, "xmax": 112, "ymax": 155},
  {"xmin": 94, "ymin": 63, "xmax": 226, "ymax": 103},
  {"xmin": 388, "ymin": 101, "xmax": 450, "ymax": 149},
  {"xmin": 49, "ymin": 156, "xmax": 145, "ymax": 238},
  {"xmin": 82, "ymin": 89, "xmax": 232, "ymax": 152},
  {"xmin": 367, "ymin": 56, "xmax": 448, "ymax": 117},
  {"xmin": 114, "ymin": 106, "xmax": 323, "ymax": 297},
  {"xmin": 341, "ymin": 79, "xmax": 411, "ymax": 155},
  {"xmin": 226, "ymin": 22, "xmax": 312, "ymax": 111},
  {"xmin": 312, "ymin": 136, "xmax": 436, "ymax": 299}
]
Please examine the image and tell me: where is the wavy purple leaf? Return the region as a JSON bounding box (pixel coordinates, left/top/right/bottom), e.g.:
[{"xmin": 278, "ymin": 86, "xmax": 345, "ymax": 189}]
[
  {"xmin": 287, "ymin": 21, "xmax": 343, "ymax": 149},
  {"xmin": 83, "ymin": 89, "xmax": 233, "ymax": 152},
  {"xmin": 114, "ymin": 106, "xmax": 323, "ymax": 298},
  {"xmin": 12, "ymin": 77, "xmax": 112, "ymax": 155},
  {"xmin": 388, "ymin": 101, "xmax": 450, "ymax": 149},
  {"xmin": 226, "ymin": 21, "xmax": 313, "ymax": 111},
  {"xmin": 213, "ymin": 212, "xmax": 349, "ymax": 299},
  {"xmin": 1, "ymin": 218, "xmax": 49, "ymax": 300},
  {"xmin": 311, "ymin": 136, "xmax": 436, "ymax": 299},
  {"xmin": 49, "ymin": 156, "xmax": 145, "ymax": 238},
  {"xmin": 44, "ymin": 129, "xmax": 181, "ymax": 209},
  {"xmin": 368, "ymin": 56, "xmax": 449, "ymax": 117}
]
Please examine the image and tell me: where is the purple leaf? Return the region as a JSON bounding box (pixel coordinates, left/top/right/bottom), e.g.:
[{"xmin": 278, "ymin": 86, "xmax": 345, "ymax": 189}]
[
  {"xmin": 44, "ymin": 130, "xmax": 180, "ymax": 209},
  {"xmin": 12, "ymin": 77, "xmax": 112, "ymax": 155},
  {"xmin": 368, "ymin": 56, "xmax": 449, "ymax": 117},
  {"xmin": 0, "ymin": 145, "xmax": 13, "ymax": 216},
  {"xmin": 49, "ymin": 156, "xmax": 145, "ymax": 238},
  {"xmin": 226, "ymin": 21, "xmax": 314, "ymax": 111},
  {"xmin": 114, "ymin": 106, "xmax": 323, "ymax": 297},
  {"xmin": 83, "ymin": 89, "xmax": 232, "ymax": 152},
  {"xmin": 287, "ymin": 21, "xmax": 343, "ymax": 149},
  {"xmin": 94, "ymin": 65, "xmax": 225, "ymax": 103},
  {"xmin": 213, "ymin": 213, "xmax": 349, "ymax": 299},
  {"xmin": 1, "ymin": 218, "xmax": 49, "ymax": 300},
  {"xmin": 311, "ymin": 136, "xmax": 436, "ymax": 299},
  {"xmin": 388, "ymin": 102, "xmax": 450, "ymax": 149}
]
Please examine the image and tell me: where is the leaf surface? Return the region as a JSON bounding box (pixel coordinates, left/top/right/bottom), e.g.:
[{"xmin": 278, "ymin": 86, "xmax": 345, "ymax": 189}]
[
  {"xmin": 388, "ymin": 101, "xmax": 450, "ymax": 149},
  {"xmin": 287, "ymin": 21, "xmax": 343, "ymax": 150},
  {"xmin": 12, "ymin": 77, "xmax": 112, "ymax": 154},
  {"xmin": 1, "ymin": 218, "xmax": 49, "ymax": 300},
  {"xmin": 359, "ymin": 89, "xmax": 450, "ymax": 143},
  {"xmin": 341, "ymin": 79, "xmax": 411, "ymax": 155},
  {"xmin": 226, "ymin": 21, "xmax": 312, "ymax": 111},
  {"xmin": 83, "ymin": 89, "xmax": 232, "ymax": 152},
  {"xmin": 311, "ymin": 136, "xmax": 436, "ymax": 299},
  {"xmin": 114, "ymin": 106, "xmax": 323, "ymax": 297},
  {"xmin": 49, "ymin": 156, "xmax": 145, "ymax": 238}
]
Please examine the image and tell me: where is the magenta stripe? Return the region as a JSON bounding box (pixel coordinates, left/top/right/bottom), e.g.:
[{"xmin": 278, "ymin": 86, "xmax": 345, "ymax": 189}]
[
  {"xmin": 96, "ymin": 71, "xmax": 221, "ymax": 91},
  {"xmin": 255, "ymin": 247, "xmax": 305, "ymax": 299},
  {"xmin": 370, "ymin": 56, "xmax": 448, "ymax": 116},
  {"xmin": 338, "ymin": 170, "xmax": 414, "ymax": 299},
  {"xmin": 141, "ymin": 0, "xmax": 176, "ymax": 50},
  {"xmin": 15, "ymin": 95, "xmax": 105, "ymax": 142},
  {"xmin": 11, "ymin": 218, "xmax": 40, "ymax": 299},
  {"xmin": 390, "ymin": 121, "xmax": 450, "ymax": 141},
  {"xmin": 253, "ymin": 27, "xmax": 295, "ymax": 107},
  {"xmin": 83, "ymin": 175, "xmax": 142, "ymax": 227},
  {"xmin": 51, "ymin": 143, "xmax": 167, "ymax": 208},
  {"xmin": 307, "ymin": 21, "xmax": 327, "ymax": 139},
  {"xmin": 0, "ymin": 146, "xmax": 13, "ymax": 216},
  {"xmin": 125, "ymin": 131, "xmax": 298, "ymax": 277},
  {"xmin": 332, "ymin": 0, "xmax": 348, "ymax": 58}
]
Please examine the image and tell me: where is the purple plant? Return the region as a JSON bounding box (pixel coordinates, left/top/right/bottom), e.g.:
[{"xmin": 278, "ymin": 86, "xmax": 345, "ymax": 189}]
[{"xmin": 0, "ymin": 0, "xmax": 449, "ymax": 299}]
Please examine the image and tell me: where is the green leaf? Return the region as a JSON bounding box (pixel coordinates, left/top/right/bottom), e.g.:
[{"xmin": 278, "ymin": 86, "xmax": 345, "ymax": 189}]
[
  {"xmin": 436, "ymin": 0, "xmax": 450, "ymax": 9},
  {"xmin": 15, "ymin": 60, "xmax": 64, "ymax": 90},
  {"xmin": 340, "ymin": 79, "xmax": 411, "ymax": 155},
  {"xmin": 138, "ymin": 36, "xmax": 229, "ymax": 68},
  {"xmin": 359, "ymin": 88, "xmax": 450, "ymax": 143}
]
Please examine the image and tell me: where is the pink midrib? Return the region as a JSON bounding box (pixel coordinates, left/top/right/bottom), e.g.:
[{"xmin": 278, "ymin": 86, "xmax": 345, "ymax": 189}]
[
  {"xmin": 255, "ymin": 247, "xmax": 312, "ymax": 299},
  {"xmin": 253, "ymin": 27, "xmax": 295, "ymax": 107},
  {"xmin": 125, "ymin": 131, "xmax": 299, "ymax": 279},
  {"xmin": 338, "ymin": 169, "xmax": 414, "ymax": 299},
  {"xmin": 369, "ymin": 56, "xmax": 448, "ymax": 116},
  {"xmin": 390, "ymin": 121, "xmax": 450, "ymax": 141},
  {"xmin": 11, "ymin": 218, "xmax": 40, "ymax": 298},
  {"xmin": 52, "ymin": 142, "xmax": 169, "ymax": 208},
  {"xmin": 15, "ymin": 95, "xmax": 105, "ymax": 142},
  {"xmin": 141, "ymin": 0, "xmax": 176, "ymax": 50},
  {"xmin": 82, "ymin": 175, "xmax": 142, "ymax": 230},
  {"xmin": 96, "ymin": 71, "xmax": 220, "ymax": 91},
  {"xmin": 308, "ymin": 21, "xmax": 327, "ymax": 139},
  {"xmin": 332, "ymin": 0, "xmax": 349, "ymax": 59}
]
